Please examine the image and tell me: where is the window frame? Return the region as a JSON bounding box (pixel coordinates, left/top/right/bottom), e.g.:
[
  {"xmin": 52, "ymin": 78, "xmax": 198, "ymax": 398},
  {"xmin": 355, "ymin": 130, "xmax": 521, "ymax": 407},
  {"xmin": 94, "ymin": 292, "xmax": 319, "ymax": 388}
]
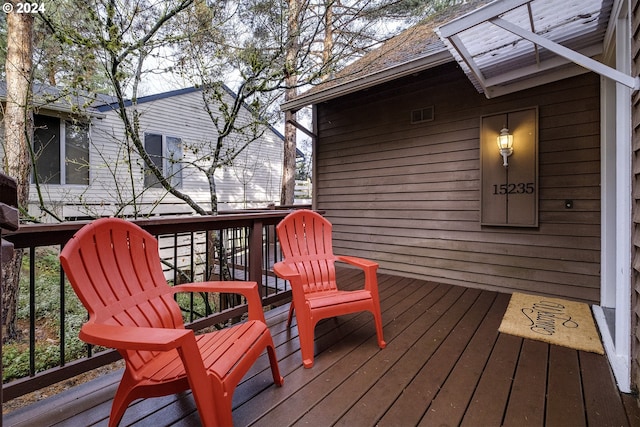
[
  {"xmin": 143, "ymin": 132, "xmax": 183, "ymax": 189},
  {"xmin": 32, "ymin": 114, "xmax": 90, "ymax": 186}
]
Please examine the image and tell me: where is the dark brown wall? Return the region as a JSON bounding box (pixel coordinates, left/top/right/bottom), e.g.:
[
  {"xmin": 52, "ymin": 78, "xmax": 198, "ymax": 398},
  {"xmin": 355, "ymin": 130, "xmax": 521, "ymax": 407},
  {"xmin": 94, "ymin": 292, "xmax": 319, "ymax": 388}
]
[
  {"xmin": 631, "ymin": 0, "xmax": 640, "ymax": 396},
  {"xmin": 315, "ymin": 62, "xmax": 601, "ymax": 303}
]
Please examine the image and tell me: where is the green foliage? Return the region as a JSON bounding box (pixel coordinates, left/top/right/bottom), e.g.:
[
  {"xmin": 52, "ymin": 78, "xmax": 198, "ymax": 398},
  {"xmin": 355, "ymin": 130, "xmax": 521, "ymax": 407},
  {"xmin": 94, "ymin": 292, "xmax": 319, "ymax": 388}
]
[
  {"xmin": 3, "ymin": 342, "xmax": 70, "ymax": 382},
  {"xmin": 17, "ymin": 248, "xmax": 84, "ymax": 319},
  {"xmin": 175, "ymin": 290, "xmax": 218, "ymax": 321},
  {"xmin": 3, "ymin": 247, "xmax": 86, "ymax": 382}
]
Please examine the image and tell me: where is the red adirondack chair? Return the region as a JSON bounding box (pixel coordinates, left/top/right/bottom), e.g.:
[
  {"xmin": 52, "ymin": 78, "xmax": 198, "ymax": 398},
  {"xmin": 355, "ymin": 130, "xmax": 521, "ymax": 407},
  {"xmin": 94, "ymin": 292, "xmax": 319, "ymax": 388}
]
[
  {"xmin": 59, "ymin": 218, "xmax": 283, "ymax": 427},
  {"xmin": 273, "ymin": 209, "xmax": 386, "ymax": 368}
]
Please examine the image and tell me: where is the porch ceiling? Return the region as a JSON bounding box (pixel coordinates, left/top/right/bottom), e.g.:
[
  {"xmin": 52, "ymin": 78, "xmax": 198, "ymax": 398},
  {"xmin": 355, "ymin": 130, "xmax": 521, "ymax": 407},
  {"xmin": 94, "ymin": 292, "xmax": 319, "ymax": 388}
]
[{"xmin": 436, "ymin": 0, "xmax": 638, "ymax": 98}]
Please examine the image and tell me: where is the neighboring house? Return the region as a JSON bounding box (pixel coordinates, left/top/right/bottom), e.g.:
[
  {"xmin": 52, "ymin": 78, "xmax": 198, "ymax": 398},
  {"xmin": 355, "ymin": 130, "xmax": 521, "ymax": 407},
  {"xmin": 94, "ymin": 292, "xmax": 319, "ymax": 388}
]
[
  {"xmin": 282, "ymin": 0, "xmax": 640, "ymax": 397},
  {"xmin": 1, "ymin": 85, "xmax": 286, "ymax": 220}
]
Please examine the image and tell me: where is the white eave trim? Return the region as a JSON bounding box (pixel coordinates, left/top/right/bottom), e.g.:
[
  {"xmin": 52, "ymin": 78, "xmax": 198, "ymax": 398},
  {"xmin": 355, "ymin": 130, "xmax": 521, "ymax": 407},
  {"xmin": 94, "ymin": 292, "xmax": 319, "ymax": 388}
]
[
  {"xmin": 438, "ymin": 0, "xmax": 640, "ymax": 96},
  {"xmin": 281, "ymin": 50, "xmax": 453, "ymax": 111},
  {"xmin": 490, "ymin": 17, "xmax": 639, "ymax": 91},
  {"xmin": 438, "ymin": 0, "xmax": 532, "ymax": 37}
]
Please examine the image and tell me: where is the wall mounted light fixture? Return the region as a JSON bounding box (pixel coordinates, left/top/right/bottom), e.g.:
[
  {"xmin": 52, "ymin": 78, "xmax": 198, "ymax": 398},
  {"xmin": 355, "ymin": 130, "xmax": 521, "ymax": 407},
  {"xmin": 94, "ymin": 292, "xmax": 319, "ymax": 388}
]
[
  {"xmin": 481, "ymin": 108, "xmax": 538, "ymax": 227},
  {"xmin": 497, "ymin": 127, "xmax": 514, "ymax": 167}
]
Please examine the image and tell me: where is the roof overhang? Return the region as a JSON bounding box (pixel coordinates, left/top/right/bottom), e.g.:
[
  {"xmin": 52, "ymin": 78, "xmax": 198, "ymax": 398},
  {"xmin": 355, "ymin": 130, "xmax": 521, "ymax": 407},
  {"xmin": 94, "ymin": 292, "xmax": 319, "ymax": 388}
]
[
  {"xmin": 0, "ymin": 82, "xmax": 107, "ymax": 119},
  {"xmin": 437, "ymin": 0, "xmax": 639, "ymax": 98},
  {"xmin": 281, "ymin": 50, "xmax": 453, "ymax": 112},
  {"xmin": 282, "ymin": 0, "xmax": 639, "ymax": 111}
]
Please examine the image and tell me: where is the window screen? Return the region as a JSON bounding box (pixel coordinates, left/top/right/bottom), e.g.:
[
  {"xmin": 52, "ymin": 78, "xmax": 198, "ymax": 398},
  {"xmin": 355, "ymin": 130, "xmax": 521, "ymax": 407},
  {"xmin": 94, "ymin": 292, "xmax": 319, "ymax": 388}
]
[
  {"xmin": 65, "ymin": 121, "xmax": 89, "ymax": 185},
  {"xmin": 33, "ymin": 115, "xmax": 61, "ymax": 184},
  {"xmin": 144, "ymin": 133, "xmax": 164, "ymax": 188}
]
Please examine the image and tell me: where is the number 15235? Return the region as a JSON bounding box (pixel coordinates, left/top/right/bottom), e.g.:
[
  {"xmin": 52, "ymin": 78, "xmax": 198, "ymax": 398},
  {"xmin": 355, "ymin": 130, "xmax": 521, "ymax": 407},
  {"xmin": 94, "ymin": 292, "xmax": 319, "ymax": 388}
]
[{"xmin": 493, "ymin": 182, "xmax": 535, "ymax": 195}]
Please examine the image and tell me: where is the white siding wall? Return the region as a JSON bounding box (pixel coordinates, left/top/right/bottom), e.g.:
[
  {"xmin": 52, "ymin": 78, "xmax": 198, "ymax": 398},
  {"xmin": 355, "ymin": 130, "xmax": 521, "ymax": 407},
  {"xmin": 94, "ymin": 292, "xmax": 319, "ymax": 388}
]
[{"xmin": 25, "ymin": 89, "xmax": 283, "ymax": 219}]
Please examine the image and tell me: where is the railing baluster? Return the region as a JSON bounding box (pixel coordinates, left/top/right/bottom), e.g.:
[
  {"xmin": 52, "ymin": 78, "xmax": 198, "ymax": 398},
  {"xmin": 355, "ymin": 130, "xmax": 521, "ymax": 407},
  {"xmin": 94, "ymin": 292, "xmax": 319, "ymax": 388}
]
[
  {"xmin": 189, "ymin": 232, "xmax": 195, "ymax": 322},
  {"xmin": 173, "ymin": 232, "xmax": 178, "ymax": 285},
  {"xmin": 29, "ymin": 247, "xmax": 35, "ymax": 377},
  {"xmin": 59, "ymin": 250, "xmax": 65, "ymax": 366},
  {"xmin": 231, "ymin": 228, "xmax": 237, "ymax": 281},
  {"xmin": 243, "ymin": 226, "xmax": 249, "ymax": 281},
  {"xmin": 262, "ymin": 226, "xmax": 268, "ymax": 298}
]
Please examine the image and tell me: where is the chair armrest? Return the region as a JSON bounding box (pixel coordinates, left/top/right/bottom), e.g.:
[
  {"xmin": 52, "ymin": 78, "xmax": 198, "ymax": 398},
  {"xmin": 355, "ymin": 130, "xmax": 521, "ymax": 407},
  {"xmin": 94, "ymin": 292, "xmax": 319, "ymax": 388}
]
[
  {"xmin": 273, "ymin": 261, "xmax": 301, "ymax": 281},
  {"xmin": 173, "ymin": 281, "xmax": 265, "ymax": 323},
  {"xmin": 337, "ymin": 255, "xmax": 379, "ymax": 292},
  {"xmin": 337, "ymin": 255, "xmax": 378, "ymax": 270},
  {"xmin": 79, "ymin": 323, "xmax": 194, "ymax": 351}
]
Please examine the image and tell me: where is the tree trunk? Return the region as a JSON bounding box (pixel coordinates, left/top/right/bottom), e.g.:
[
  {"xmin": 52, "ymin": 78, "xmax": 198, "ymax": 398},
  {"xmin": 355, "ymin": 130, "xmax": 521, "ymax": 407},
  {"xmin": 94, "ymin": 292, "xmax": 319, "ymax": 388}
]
[
  {"xmin": 322, "ymin": 0, "xmax": 334, "ymax": 81},
  {"xmin": 281, "ymin": 109, "xmax": 297, "ymax": 205},
  {"xmin": 3, "ymin": 8, "xmax": 33, "ymax": 341},
  {"xmin": 281, "ymin": 0, "xmax": 300, "ymax": 206}
]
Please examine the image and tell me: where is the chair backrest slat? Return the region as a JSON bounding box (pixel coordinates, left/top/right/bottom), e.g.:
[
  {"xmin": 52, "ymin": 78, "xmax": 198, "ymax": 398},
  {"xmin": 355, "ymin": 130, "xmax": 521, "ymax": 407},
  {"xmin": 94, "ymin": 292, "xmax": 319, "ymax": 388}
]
[{"xmin": 277, "ymin": 210, "xmax": 338, "ymax": 293}]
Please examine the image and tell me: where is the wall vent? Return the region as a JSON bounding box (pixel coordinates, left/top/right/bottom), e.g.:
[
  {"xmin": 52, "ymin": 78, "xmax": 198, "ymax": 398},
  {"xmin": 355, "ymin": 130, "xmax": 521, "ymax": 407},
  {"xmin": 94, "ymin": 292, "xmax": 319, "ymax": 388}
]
[{"xmin": 411, "ymin": 106, "xmax": 434, "ymax": 124}]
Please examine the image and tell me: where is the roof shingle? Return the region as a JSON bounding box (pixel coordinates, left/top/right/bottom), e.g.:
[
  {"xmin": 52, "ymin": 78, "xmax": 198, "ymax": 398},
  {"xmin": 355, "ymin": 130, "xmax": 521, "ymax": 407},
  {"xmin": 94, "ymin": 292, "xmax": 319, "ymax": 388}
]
[{"xmin": 286, "ymin": 0, "xmax": 493, "ymax": 108}]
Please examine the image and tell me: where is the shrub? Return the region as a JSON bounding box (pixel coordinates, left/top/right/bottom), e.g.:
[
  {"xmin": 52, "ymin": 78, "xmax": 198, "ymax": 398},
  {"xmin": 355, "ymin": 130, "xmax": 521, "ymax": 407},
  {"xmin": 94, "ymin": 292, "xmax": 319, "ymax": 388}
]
[{"xmin": 3, "ymin": 247, "xmax": 86, "ymax": 382}]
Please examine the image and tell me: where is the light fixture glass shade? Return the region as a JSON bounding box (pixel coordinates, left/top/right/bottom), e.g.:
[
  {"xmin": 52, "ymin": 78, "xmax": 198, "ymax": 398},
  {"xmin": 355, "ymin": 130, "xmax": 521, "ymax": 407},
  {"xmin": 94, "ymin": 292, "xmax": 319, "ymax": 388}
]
[
  {"xmin": 497, "ymin": 127, "xmax": 513, "ymax": 167},
  {"xmin": 497, "ymin": 128, "xmax": 513, "ymax": 150}
]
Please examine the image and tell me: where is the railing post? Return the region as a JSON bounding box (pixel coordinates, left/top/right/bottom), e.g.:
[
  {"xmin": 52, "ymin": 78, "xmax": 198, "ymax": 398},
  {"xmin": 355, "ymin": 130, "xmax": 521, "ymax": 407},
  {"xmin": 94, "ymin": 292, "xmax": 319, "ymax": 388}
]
[{"xmin": 249, "ymin": 219, "xmax": 264, "ymax": 298}]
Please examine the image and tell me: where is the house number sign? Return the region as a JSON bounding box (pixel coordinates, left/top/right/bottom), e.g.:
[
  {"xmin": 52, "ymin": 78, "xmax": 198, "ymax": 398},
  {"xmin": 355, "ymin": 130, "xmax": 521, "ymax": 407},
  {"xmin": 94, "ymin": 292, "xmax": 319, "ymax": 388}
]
[
  {"xmin": 481, "ymin": 108, "xmax": 538, "ymax": 227},
  {"xmin": 492, "ymin": 182, "xmax": 535, "ymax": 195}
]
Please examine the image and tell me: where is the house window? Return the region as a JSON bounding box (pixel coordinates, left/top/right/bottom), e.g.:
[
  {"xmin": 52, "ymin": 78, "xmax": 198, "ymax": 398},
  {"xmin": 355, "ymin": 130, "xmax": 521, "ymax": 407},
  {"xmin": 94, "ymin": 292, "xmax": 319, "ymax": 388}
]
[
  {"xmin": 144, "ymin": 133, "xmax": 183, "ymax": 188},
  {"xmin": 32, "ymin": 115, "xmax": 89, "ymax": 185}
]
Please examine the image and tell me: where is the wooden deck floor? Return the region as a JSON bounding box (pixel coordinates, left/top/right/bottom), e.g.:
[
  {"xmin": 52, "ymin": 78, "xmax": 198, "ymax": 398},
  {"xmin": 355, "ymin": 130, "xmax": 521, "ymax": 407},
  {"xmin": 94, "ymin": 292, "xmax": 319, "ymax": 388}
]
[{"xmin": 5, "ymin": 269, "xmax": 640, "ymax": 426}]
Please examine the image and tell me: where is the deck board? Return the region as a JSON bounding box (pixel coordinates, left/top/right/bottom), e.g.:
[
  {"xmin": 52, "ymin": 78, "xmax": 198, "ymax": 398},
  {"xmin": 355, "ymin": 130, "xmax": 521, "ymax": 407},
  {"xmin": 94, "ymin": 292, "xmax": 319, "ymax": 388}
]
[
  {"xmin": 580, "ymin": 351, "xmax": 630, "ymax": 427},
  {"xmin": 246, "ymin": 275, "xmax": 440, "ymax": 427},
  {"xmin": 461, "ymin": 333, "xmax": 522, "ymax": 426},
  {"xmin": 418, "ymin": 292, "xmax": 508, "ymax": 427},
  {"xmin": 503, "ymin": 339, "xmax": 549, "ymax": 426},
  {"xmin": 330, "ymin": 283, "xmax": 456, "ymax": 427},
  {"xmin": 546, "ymin": 345, "xmax": 585, "ymax": 427},
  {"xmin": 303, "ymin": 284, "xmax": 463, "ymax": 427},
  {"xmin": 4, "ymin": 270, "xmax": 639, "ymax": 427},
  {"xmin": 377, "ymin": 288, "xmax": 485, "ymax": 426}
]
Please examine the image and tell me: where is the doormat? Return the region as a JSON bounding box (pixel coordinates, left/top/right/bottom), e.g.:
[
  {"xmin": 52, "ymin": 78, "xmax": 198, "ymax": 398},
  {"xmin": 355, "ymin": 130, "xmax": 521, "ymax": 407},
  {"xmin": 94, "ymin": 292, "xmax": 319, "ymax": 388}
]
[{"xmin": 498, "ymin": 292, "xmax": 604, "ymax": 354}]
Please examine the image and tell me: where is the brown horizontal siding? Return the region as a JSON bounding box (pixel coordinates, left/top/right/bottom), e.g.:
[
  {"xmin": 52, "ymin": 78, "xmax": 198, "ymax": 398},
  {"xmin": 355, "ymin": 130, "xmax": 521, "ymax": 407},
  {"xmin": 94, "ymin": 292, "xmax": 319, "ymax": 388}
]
[
  {"xmin": 315, "ymin": 62, "xmax": 601, "ymax": 303},
  {"xmin": 632, "ymin": 0, "xmax": 640, "ymax": 397}
]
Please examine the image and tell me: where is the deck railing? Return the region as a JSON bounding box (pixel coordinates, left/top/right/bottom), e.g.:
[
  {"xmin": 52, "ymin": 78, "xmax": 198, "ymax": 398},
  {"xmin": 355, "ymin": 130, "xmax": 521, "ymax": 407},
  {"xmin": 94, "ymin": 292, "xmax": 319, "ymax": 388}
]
[{"xmin": 1, "ymin": 209, "xmax": 298, "ymax": 403}]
